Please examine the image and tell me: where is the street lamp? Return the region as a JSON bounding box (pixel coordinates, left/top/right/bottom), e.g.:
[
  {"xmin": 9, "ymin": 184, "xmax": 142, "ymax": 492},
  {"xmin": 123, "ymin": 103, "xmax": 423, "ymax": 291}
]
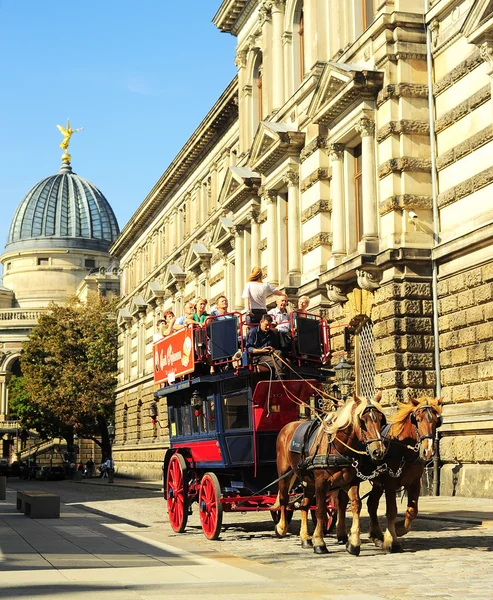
[
  {"xmin": 73, "ymin": 433, "xmax": 79, "ymax": 480},
  {"xmin": 107, "ymin": 422, "xmax": 115, "ymax": 484},
  {"xmin": 334, "ymin": 355, "xmax": 353, "ymax": 401}
]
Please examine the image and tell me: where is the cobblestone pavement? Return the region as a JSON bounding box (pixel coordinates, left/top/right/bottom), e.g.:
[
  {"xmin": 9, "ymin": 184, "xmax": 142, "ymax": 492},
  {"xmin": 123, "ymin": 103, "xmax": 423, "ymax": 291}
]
[{"xmin": 7, "ymin": 478, "xmax": 493, "ymax": 600}]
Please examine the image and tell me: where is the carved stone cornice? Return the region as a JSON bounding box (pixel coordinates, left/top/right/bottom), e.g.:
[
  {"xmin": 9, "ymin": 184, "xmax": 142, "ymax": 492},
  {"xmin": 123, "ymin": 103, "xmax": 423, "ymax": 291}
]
[
  {"xmin": 379, "ymin": 194, "xmax": 432, "ymax": 217},
  {"xmin": 301, "ymin": 199, "xmax": 331, "ymax": 224},
  {"xmin": 434, "ymin": 50, "xmax": 483, "ymax": 97},
  {"xmin": 436, "ymin": 126, "xmax": 493, "ymax": 172},
  {"xmin": 435, "ymin": 85, "xmax": 491, "ymax": 134},
  {"xmin": 378, "ymin": 157, "xmax": 432, "ymax": 180},
  {"xmin": 209, "ymin": 271, "xmax": 225, "ymax": 287},
  {"xmin": 326, "ymin": 284, "xmax": 348, "ymax": 304},
  {"xmin": 231, "ymin": 224, "xmax": 246, "ymax": 236},
  {"xmin": 300, "ymin": 136, "xmax": 327, "ymax": 163},
  {"xmin": 437, "ymin": 165, "xmax": 493, "ymax": 209},
  {"xmin": 258, "ymin": 0, "xmax": 272, "ymax": 25},
  {"xmin": 283, "ymin": 171, "xmax": 299, "ymax": 187},
  {"xmin": 301, "ymin": 232, "xmax": 332, "ymax": 255},
  {"xmin": 246, "ymin": 208, "xmax": 260, "ymax": 223},
  {"xmin": 211, "ymin": 250, "xmax": 226, "ymax": 265},
  {"xmin": 356, "ymin": 117, "xmax": 375, "ymax": 137},
  {"xmin": 259, "ymin": 187, "xmax": 277, "ymax": 203},
  {"xmin": 259, "ymin": 238, "xmax": 268, "ymax": 252},
  {"xmin": 328, "ymin": 143, "xmax": 344, "ymax": 161},
  {"xmin": 376, "ymin": 120, "xmax": 430, "ymax": 143},
  {"xmin": 376, "ymin": 83, "xmax": 428, "ymax": 108},
  {"xmin": 300, "ymin": 168, "xmax": 330, "ymax": 193}
]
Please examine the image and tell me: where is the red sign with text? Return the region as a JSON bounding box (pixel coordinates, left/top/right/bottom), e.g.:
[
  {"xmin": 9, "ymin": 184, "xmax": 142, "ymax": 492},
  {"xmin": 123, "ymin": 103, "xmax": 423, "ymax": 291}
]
[{"xmin": 153, "ymin": 328, "xmax": 195, "ymax": 384}]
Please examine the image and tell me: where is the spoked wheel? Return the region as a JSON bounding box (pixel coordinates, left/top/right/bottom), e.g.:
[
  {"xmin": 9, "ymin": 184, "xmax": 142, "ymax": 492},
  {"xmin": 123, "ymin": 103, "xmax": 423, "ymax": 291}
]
[
  {"xmin": 199, "ymin": 472, "xmax": 223, "ymax": 540},
  {"xmin": 166, "ymin": 453, "xmax": 188, "ymax": 533},
  {"xmin": 271, "ymin": 509, "xmax": 294, "ymax": 525}
]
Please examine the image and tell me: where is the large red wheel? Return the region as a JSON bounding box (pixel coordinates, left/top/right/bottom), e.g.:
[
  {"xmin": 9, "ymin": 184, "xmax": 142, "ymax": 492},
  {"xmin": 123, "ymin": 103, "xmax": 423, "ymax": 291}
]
[
  {"xmin": 166, "ymin": 453, "xmax": 188, "ymax": 533},
  {"xmin": 199, "ymin": 472, "xmax": 223, "ymax": 540}
]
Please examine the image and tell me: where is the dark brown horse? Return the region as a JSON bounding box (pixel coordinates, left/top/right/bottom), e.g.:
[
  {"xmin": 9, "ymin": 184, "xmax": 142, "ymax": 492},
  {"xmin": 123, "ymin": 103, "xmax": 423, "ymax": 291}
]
[
  {"xmin": 338, "ymin": 396, "xmax": 443, "ymax": 553},
  {"xmin": 274, "ymin": 392, "xmax": 387, "ymax": 556}
]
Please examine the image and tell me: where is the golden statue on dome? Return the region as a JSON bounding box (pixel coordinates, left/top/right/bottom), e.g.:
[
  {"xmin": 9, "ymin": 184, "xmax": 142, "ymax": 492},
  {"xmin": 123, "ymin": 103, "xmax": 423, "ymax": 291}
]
[{"xmin": 56, "ymin": 119, "xmax": 83, "ymax": 163}]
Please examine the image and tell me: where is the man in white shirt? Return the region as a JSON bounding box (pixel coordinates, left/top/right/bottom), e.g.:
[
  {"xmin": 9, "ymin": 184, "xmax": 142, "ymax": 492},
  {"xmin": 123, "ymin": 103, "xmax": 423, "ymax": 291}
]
[
  {"xmin": 268, "ymin": 297, "xmax": 291, "ymax": 353},
  {"xmin": 175, "ymin": 301, "xmax": 195, "ymax": 327}
]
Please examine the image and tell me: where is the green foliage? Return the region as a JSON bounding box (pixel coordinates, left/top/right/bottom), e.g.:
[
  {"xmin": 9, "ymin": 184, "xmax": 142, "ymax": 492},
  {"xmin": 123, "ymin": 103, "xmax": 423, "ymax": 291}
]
[{"xmin": 19, "ymin": 296, "xmax": 118, "ymax": 446}]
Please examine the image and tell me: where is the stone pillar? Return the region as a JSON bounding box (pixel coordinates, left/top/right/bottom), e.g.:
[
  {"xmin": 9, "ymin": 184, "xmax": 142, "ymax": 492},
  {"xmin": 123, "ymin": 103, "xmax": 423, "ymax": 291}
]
[
  {"xmin": 259, "ymin": 1, "xmax": 273, "ymax": 114},
  {"xmin": 210, "ymin": 164, "xmax": 218, "ymax": 214},
  {"xmin": 232, "ymin": 226, "xmax": 245, "ymax": 310},
  {"xmin": 264, "ymin": 190, "xmax": 278, "ymax": 284},
  {"xmin": 177, "ymin": 208, "xmax": 184, "ymax": 247},
  {"xmin": 0, "ymin": 375, "xmax": 7, "ymax": 418},
  {"xmin": 356, "ymin": 117, "xmax": 378, "ymax": 244},
  {"xmin": 235, "ymin": 49, "xmax": 248, "ymax": 154},
  {"xmin": 329, "ymin": 143, "xmax": 345, "ymax": 265},
  {"xmin": 201, "ymin": 181, "xmax": 208, "ymax": 224},
  {"xmin": 170, "ymin": 213, "xmax": 177, "ymax": 250},
  {"xmin": 249, "ymin": 209, "xmax": 260, "ymax": 268},
  {"xmin": 283, "ymin": 170, "xmax": 301, "ymax": 285},
  {"xmin": 271, "ymin": 0, "xmax": 285, "ymax": 111},
  {"xmin": 282, "ymin": 31, "xmax": 293, "ymax": 99},
  {"xmin": 303, "ymin": 0, "xmax": 316, "ymax": 72}
]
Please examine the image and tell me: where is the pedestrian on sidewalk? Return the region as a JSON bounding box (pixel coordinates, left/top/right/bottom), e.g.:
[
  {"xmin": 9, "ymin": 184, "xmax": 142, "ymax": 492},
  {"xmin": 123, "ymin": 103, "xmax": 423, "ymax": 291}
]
[{"xmin": 85, "ymin": 458, "xmax": 94, "ymax": 478}]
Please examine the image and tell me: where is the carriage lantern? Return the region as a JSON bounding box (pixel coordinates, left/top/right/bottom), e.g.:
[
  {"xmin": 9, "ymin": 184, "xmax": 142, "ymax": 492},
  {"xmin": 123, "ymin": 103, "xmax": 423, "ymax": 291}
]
[
  {"xmin": 149, "ymin": 401, "xmax": 158, "ymax": 424},
  {"xmin": 191, "ymin": 390, "xmax": 203, "ymax": 417},
  {"xmin": 334, "ymin": 355, "xmax": 353, "ymax": 400}
]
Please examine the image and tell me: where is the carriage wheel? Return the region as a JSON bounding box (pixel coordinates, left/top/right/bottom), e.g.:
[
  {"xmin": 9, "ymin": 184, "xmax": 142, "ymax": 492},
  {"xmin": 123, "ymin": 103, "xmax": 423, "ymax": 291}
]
[
  {"xmin": 271, "ymin": 509, "xmax": 293, "ymax": 525},
  {"xmin": 166, "ymin": 453, "xmax": 188, "ymax": 533},
  {"xmin": 199, "ymin": 472, "xmax": 223, "ymax": 540}
]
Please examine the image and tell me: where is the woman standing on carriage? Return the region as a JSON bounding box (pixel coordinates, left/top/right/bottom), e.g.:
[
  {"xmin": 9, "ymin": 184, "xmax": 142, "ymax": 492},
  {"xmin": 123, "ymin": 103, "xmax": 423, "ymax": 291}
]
[{"xmin": 242, "ymin": 266, "xmax": 287, "ymax": 324}]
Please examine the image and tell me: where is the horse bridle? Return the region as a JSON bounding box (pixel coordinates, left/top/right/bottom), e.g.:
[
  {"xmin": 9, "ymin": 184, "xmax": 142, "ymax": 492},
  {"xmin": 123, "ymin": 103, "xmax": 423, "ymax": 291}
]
[
  {"xmin": 410, "ymin": 405, "xmax": 442, "ymax": 442},
  {"xmin": 359, "ymin": 403, "xmax": 387, "ymax": 449}
]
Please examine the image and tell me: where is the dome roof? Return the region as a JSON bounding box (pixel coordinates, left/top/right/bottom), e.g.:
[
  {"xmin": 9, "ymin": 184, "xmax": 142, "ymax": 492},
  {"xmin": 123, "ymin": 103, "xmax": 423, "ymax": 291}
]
[{"xmin": 6, "ymin": 162, "xmax": 119, "ymax": 253}]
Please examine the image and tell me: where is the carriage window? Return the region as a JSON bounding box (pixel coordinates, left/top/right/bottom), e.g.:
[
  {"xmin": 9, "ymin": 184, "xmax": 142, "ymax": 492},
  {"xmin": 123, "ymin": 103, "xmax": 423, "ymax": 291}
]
[
  {"xmin": 182, "ymin": 404, "xmax": 191, "ymax": 436},
  {"xmin": 169, "ymin": 405, "xmax": 183, "ymax": 437},
  {"xmin": 223, "ymin": 392, "xmax": 249, "ymax": 430},
  {"xmin": 207, "ymin": 396, "xmax": 216, "ymax": 433},
  {"xmin": 192, "ymin": 397, "xmax": 206, "ymax": 434}
]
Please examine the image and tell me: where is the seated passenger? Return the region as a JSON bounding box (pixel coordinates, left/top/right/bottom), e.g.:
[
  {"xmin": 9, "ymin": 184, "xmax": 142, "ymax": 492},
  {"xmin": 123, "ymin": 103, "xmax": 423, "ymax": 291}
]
[
  {"xmin": 161, "ymin": 310, "xmax": 177, "ymax": 336},
  {"xmin": 297, "ymin": 295, "xmax": 310, "ymax": 315},
  {"xmin": 246, "ymin": 314, "xmax": 286, "ymax": 377},
  {"xmin": 153, "ymin": 319, "xmax": 166, "ymax": 343},
  {"xmin": 186, "ymin": 298, "xmax": 209, "ymax": 325},
  {"xmin": 242, "ymin": 266, "xmax": 287, "ymax": 324},
  {"xmin": 268, "ymin": 296, "xmax": 291, "ymax": 353},
  {"xmin": 211, "ymin": 295, "xmax": 230, "ymax": 318},
  {"xmin": 175, "ymin": 300, "xmax": 195, "ymax": 328}
]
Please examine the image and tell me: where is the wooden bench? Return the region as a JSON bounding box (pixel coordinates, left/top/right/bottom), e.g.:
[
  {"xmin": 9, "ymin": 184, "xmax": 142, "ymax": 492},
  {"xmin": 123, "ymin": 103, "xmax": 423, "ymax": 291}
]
[{"xmin": 16, "ymin": 491, "xmax": 60, "ymax": 518}]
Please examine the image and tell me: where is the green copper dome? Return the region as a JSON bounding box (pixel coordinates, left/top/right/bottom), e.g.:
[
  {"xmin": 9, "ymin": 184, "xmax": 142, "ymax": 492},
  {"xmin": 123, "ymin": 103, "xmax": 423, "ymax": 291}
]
[{"xmin": 6, "ymin": 162, "xmax": 119, "ymax": 253}]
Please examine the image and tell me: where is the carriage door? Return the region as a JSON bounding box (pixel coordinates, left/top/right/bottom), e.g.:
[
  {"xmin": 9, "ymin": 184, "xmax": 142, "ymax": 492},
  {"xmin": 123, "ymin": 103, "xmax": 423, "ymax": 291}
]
[
  {"xmin": 222, "ymin": 388, "xmax": 253, "ymax": 465},
  {"xmin": 355, "ymin": 318, "xmax": 376, "ymax": 399}
]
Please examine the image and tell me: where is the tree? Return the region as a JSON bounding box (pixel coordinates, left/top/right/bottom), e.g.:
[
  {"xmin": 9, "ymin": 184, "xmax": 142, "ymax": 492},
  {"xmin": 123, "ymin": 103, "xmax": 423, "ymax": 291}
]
[{"xmin": 19, "ymin": 296, "xmax": 118, "ymax": 458}]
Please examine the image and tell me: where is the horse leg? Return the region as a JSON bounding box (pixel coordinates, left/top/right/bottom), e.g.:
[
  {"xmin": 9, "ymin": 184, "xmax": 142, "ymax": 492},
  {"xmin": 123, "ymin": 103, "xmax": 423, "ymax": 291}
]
[
  {"xmin": 395, "ymin": 479, "xmax": 420, "ymax": 537},
  {"xmin": 346, "ymin": 483, "xmax": 362, "ymax": 556},
  {"xmin": 382, "ymin": 483, "xmax": 402, "ymax": 553},
  {"xmin": 299, "ymin": 494, "xmax": 312, "ymax": 549},
  {"xmin": 275, "ymin": 472, "xmax": 294, "ymax": 538},
  {"xmin": 367, "ymin": 483, "xmax": 384, "ymax": 544},
  {"xmin": 336, "ymin": 489, "xmax": 349, "ymax": 545},
  {"xmin": 312, "ymin": 475, "xmax": 329, "ymax": 555}
]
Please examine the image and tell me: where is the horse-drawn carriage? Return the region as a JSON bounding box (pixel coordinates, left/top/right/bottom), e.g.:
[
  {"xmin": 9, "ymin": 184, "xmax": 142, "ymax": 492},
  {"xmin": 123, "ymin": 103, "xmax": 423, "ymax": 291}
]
[{"xmin": 152, "ymin": 311, "xmax": 337, "ymax": 540}]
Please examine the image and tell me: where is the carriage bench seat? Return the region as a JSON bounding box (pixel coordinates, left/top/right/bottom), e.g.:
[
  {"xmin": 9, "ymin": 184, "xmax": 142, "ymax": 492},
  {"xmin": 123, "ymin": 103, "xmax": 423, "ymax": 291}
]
[{"xmin": 16, "ymin": 491, "xmax": 60, "ymax": 518}]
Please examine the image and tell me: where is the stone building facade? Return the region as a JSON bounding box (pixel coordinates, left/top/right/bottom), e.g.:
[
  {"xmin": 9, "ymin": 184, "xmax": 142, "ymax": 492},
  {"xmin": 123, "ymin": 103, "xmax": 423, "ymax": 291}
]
[{"xmin": 111, "ymin": 0, "xmax": 493, "ymax": 496}]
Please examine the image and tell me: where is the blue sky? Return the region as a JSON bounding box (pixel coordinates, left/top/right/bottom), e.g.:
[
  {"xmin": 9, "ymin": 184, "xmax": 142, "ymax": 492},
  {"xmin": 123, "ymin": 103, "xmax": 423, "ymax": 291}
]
[{"xmin": 0, "ymin": 1, "xmax": 236, "ymax": 272}]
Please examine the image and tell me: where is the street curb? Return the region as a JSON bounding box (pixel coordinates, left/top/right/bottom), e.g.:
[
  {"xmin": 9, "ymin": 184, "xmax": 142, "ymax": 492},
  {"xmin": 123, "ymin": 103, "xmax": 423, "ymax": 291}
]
[{"xmin": 69, "ymin": 479, "xmax": 163, "ymax": 492}]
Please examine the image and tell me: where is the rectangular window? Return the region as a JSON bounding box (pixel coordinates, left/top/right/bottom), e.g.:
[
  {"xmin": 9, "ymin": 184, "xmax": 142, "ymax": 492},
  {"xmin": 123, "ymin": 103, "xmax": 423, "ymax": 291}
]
[
  {"xmin": 353, "ymin": 144, "xmax": 363, "ymax": 243},
  {"xmin": 362, "ymin": 0, "xmax": 375, "ymax": 30},
  {"xmin": 6, "ymin": 262, "xmax": 11, "ymax": 270},
  {"xmin": 37, "ymin": 258, "xmax": 49, "ymax": 266},
  {"xmin": 223, "ymin": 392, "xmax": 249, "ymax": 431},
  {"xmin": 85, "ymin": 259, "xmax": 96, "ymax": 269}
]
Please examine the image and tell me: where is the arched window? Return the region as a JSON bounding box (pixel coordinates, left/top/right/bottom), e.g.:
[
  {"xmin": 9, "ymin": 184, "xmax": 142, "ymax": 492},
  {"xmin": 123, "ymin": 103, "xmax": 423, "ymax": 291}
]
[{"xmin": 298, "ymin": 8, "xmax": 305, "ymax": 80}]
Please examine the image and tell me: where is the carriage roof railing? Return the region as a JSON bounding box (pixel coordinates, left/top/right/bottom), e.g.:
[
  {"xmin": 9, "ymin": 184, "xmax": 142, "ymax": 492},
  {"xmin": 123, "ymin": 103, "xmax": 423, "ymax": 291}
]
[{"xmin": 152, "ymin": 310, "xmax": 332, "ymax": 389}]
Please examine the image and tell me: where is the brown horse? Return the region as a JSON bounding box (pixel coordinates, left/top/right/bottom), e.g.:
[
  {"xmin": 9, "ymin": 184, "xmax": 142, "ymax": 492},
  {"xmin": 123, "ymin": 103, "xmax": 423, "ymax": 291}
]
[
  {"xmin": 274, "ymin": 392, "xmax": 387, "ymax": 556},
  {"xmin": 338, "ymin": 396, "xmax": 443, "ymax": 553}
]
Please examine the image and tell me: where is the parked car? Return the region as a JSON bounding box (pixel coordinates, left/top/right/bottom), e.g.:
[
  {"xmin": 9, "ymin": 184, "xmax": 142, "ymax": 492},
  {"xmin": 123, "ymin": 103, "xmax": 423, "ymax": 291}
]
[
  {"xmin": 8, "ymin": 461, "xmax": 28, "ymax": 478},
  {"xmin": 36, "ymin": 466, "xmax": 66, "ymax": 481}
]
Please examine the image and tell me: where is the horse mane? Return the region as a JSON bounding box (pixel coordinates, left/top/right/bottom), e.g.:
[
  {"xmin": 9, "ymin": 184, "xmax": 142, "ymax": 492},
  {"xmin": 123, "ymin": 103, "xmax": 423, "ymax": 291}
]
[
  {"xmin": 326, "ymin": 395, "xmax": 384, "ymax": 436},
  {"xmin": 388, "ymin": 396, "xmax": 443, "ymax": 439}
]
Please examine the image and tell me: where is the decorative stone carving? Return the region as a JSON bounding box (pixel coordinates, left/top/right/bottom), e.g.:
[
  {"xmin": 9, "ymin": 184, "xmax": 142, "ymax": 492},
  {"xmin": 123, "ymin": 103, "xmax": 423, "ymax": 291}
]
[
  {"xmin": 429, "ymin": 20, "xmax": 439, "ymax": 47},
  {"xmin": 300, "ymin": 168, "xmax": 330, "ymax": 193},
  {"xmin": 301, "ymin": 232, "xmax": 332, "ymax": 255},
  {"xmin": 434, "ymin": 50, "xmax": 482, "ymax": 96},
  {"xmin": 281, "ymin": 31, "xmax": 292, "ymax": 46},
  {"xmin": 231, "ymin": 224, "xmax": 245, "ymax": 237},
  {"xmin": 479, "ymin": 41, "xmax": 493, "ymax": 76},
  {"xmin": 301, "ymin": 199, "xmax": 331, "ymax": 224},
  {"xmin": 234, "ymin": 50, "xmax": 248, "ymax": 69},
  {"xmin": 326, "ymin": 284, "xmax": 348, "ymax": 304},
  {"xmin": 259, "ymin": 187, "xmax": 277, "ymax": 203},
  {"xmin": 377, "ymin": 83, "xmax": 428, "ymax": 108},
  {"xmin": 356, "ymin": 269, "xmax": 381, "ymax": 291},
  {"xmin": 259, "ymin": 238, "xmax": 268, "ymax": 251},
  {"xmin": 356, "ymin": 117, "xmax": 375, "ymax": 137},
  {"xmin": 258, "ymin": 0, "xmax": 273, "ymax": 25},
  {"xmin": 435, "ymin": 85, "xmax": 490, "ymax": 133},
  {"xmin": 246, "ymin": 208, "xmax": 260, "ymax": 223},
  {"xmin": 328, "ymin": 143, "xmax": 344, "ymax": 160},
  {"xmin": 378, "ymin": 157, "xmax": 432, "ymax": 179},
  {"xmin": 300, "ymin": 136, "xmax": 327, "ymax": 163},
  {"xmin": 282, "ymin": 171, "xmax": 299, "ymax": 187}
]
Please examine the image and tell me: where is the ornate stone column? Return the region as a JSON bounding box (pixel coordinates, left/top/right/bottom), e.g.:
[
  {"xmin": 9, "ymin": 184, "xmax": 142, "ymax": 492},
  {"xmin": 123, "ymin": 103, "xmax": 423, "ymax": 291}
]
[
  {"xmin": 235, "ymin": 49, "xmax": 248, "ymax": 154},
  {"xmin": 232, "ymin": 225, "xmax": 245, "ymax": 310},
  {"xmin": 248, "ymin": 209, "xmax": 260, "ymax": 268},
  {"xmin": 263, "ymin": 189, "xmax": 278, "ymax": 284},
  {"xmin": 201, "ymin": 180, "xmax": 208, "ymax": 224},
  {"xmin": 356, "ymin": 117, "xmax": 378, "ymax": 245},
  {"xmin": 282, "ymin": 31, "xmax": 293, "ymax": 98},
  {"xmin": 271, "ymin": 0, "xmax": 285, "ymax": 111},
  {"xmin": 329, "ymin": 143, "xmax": 345, "ymax": 265},
  {"xmin": 283, "ymin": 170, "xmax": 301, "ymax": 284},
  {"xmin": 170, "ymin": 212, "xmax": 177, "ymax": 250},
  {"xmin": 210, "ymin": 164, "xmax": 218, "ymax": 214},
  {"xmin": 0, "ymin": 374, "xmax": 9, "ymax": 418},
  {"xmin": 176, "ymin": 207, "xmax": 184, "ymax": 246},
  {"xmin": 259, "ymin": 0, "xmax": 273, "ymax": 115}
]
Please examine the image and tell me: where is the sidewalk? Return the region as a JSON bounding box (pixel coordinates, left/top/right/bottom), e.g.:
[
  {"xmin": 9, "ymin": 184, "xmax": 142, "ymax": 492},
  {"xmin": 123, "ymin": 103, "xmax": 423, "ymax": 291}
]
[{"xmin": 73, "ymin": 476, "xmax": 162, "ymax": 492}]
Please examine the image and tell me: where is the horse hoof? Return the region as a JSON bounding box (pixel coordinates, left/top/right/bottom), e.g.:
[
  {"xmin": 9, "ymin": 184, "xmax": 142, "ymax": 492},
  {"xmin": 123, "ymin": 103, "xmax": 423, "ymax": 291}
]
[
  {"xmin": 301, "ymin": 539, "xmax": 313, "ymax": 549},
  {"xmin": 313, "ymin": 545, "xmax": 329, "ymax": 555},
  {"xmin": 346, "ymin": 542, "xmax": 361, "ymax": 556},
  {"xmin": 274, "ymin": 526, "xmax": 284, "ymax": 539},
  {"xmin": 395, "ymin": 520, "xmax": 407, "ymax": 537},
  {"xmin": 337, "ymin": 535, "xmax": 348, "ymax": 545},
  {"xmin": 390, "ymin": 543, "xmax": 403, "ymax": 553}
]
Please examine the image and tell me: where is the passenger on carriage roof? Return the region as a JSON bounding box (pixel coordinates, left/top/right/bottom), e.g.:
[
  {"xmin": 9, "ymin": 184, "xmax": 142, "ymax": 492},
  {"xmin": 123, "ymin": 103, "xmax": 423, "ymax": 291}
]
[
  {"xmin": 246, "ymin": 314, "xmax": 286, "ymax": 376},
  {"xmin": 186, "ymin": 297, "xmax": 210, "ymax": 325},
  {"xmin": 297, "ymin": 295, "xmax": 310, "ymax": 315},
  {"xmin": 268, "ymin": 296, "xmax": 290, "ymax": 332},
  {"xmin": 211, "ymin": 295, "xmax": 230, "ymax": 317},
  {"xmin": 242, "ymin": 266, "xmax": 287, "ymax": 324},
  {"xmin": 175, "ymin": 300, "xmax": 195, "ymax": 328}
]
